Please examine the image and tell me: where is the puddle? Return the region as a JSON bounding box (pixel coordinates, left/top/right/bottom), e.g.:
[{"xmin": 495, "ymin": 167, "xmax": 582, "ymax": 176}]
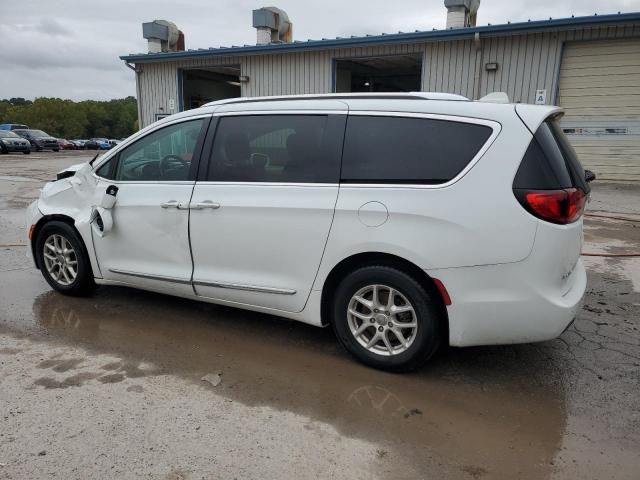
[{"xmin": 0, "ymin": 268, "xmax": 567, "ymax": 479}]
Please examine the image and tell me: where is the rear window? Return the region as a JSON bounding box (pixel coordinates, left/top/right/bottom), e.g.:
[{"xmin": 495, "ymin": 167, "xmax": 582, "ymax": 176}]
[
  {"xmin": 514, "ymin": 118, "xmax": 589, "ymax": 193},
  {"xmin": 341, "ymin": 115, "xmax": 493, "ymax": 184}
]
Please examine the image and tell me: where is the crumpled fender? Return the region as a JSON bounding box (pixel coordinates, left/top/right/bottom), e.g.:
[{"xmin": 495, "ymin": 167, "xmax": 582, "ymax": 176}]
[{"xmin": 36, "ymin": 161, "xmax": 104, "ymax": 278}]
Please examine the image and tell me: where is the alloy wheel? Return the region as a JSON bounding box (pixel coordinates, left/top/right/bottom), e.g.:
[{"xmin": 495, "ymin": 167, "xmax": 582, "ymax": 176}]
[
  {"xmin": 347, "ymin": 284, "xmax": 418, "ymax": 356},
  {"xmin": 43, "ymin": 234, "xmax": 78, "ymax": 286}
]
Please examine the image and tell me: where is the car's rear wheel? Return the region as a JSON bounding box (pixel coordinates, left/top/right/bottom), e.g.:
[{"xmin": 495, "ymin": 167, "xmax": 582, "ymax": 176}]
[
  {"xmin": 35, "ymin": 221, "xmax": 95, "ymax": 296},
  {"xmin": 331, "ymin": 265, "xmax": 443, "ymax": 372},
  {"xmin": 23, "ymin": 150, "xmax": 30, "ymax": 155}
]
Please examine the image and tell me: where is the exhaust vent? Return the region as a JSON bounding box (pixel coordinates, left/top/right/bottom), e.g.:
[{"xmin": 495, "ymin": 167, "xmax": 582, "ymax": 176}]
[
  {"xmin": 444, "ymin": 0, "xmax": 480, "ymax": 29},
  {"xmin": 142, "ymin": 20, "xmax": 185, "ymax": 53},
  {"xmin": 252, "ymin": 7, "xmax": 293, "ymax": 45}
]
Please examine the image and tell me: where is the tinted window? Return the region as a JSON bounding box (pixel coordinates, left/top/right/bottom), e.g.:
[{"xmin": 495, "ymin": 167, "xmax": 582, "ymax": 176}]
[
  {"xmin": 341, "ymin": 116, "xmax": 492, "ymax": 184},
  {"xmin": 207, "ymin": 115, "xmax": 342, "ymax": 183},
  {"xmin": 29, "ymin": 130, "xmax": 49, "ymax": 138},
  {"xmin": 0, "ymin": 131, "xmax": 20, "ymax": 138},
  {"xmin": 113, "ymin": 119, "xmax": 204, "ymax": 181},
  {"xmin": 513, "ymin": 119, "xmax": 589, "ymax": 193}
]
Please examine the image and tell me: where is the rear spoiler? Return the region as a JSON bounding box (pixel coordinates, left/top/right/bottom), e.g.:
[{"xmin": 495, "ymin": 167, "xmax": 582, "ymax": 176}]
[{"xmin": 515, "ymin": 104, "xmax": 563, "ymax": 134}]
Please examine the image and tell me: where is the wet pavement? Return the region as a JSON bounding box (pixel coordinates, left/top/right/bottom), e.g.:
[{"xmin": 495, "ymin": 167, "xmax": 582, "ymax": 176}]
[{"xmin": 1, "ymin": 151, "xmax": 639, "ymax": 479}]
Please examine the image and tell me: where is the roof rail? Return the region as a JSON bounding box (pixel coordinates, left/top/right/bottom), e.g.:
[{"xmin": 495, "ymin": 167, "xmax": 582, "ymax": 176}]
[
  {"xmin": 203, "ymin": 92, "xmax": 469, "ymax": 107},
  {"xmin": 478, "ymin": 92, "xmax": 510, "ymax": 104}
]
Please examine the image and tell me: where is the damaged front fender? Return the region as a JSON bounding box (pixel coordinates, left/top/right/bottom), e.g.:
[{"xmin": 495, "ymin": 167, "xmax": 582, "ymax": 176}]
[{"xmin": 29, "ymin": 161, "xmax": 104, "ymax": 278}]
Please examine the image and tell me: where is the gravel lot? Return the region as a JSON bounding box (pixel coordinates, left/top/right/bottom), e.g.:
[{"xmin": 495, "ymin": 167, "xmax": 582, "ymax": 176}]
[{"xmin": 0, "ymin": 151, "xmax": 639, "ymax": 480}]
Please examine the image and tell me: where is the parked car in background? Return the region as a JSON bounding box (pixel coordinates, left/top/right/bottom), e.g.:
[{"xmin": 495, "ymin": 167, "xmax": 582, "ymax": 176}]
[
  {"xmin": 0, "ymin": 130, "xmax": 31, "ymax": 154},
  {"xmin": 71, "ymin": 140, "xmax": 87, "ymax": 149},
  {"xmin": 57, "ymin": 139, "xmax": 76, "ymax": 150},
  {"xmin": 0, "ymin": 124, "xmax": 29, "ymax": 131},
  {"xmin": 108, "ymin": 139, "xmax": 122, "ymax": 148},
  {"xmin": 25, "ymin": 92, "xmax": 593, "ymax": 372},
  {"xmin": 84, "ymin": 139, "xmax": 100, "ymax": 150},
  {"xmin": 92, "ymin": 138, "xmax": 112, "ymax": 150},
  {"xmin": 14, "ymin": 129, "xmax": 59, "ymax": 152}
]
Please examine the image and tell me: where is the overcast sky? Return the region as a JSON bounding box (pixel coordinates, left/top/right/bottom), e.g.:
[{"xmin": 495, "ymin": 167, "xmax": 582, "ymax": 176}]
[{"xmin": 1, "ymin": 0, "xmax": 639, "ymax": 101}]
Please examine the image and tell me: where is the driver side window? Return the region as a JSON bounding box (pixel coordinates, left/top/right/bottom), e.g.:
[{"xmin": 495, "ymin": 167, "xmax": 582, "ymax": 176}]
[{"xmin": 113, "ymin": 118, "xmax": 205, "ymax": 182}]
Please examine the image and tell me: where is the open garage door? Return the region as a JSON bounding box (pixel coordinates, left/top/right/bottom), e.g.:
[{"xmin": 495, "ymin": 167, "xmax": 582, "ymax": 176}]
[
  {"xmin": 335, "ymin": 54, "xmax": 422, "ymax": 93},
  {"xmin": 180, "ymin": 65, "xmax": 241, "ymax": 110},
  {"xmin": 558, "ymin": 39, "xmax": 640, "ymax": 181}
]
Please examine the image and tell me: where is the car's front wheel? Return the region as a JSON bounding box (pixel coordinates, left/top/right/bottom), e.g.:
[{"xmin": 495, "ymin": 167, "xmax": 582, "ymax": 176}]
[
  {"xmin": 23, "ymin": 150, "xmax": 30, "ymax": 155},
  {"xmin": 35, "ymin": 221, "xmax": 95, "ymax": 296},
  {"xmin": 331, "ymin": 265, "xmax": 444, "ymax": 372}
]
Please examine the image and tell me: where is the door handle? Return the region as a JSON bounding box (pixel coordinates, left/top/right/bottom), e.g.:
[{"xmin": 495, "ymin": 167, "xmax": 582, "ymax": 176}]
[
  {"xmin": 191, "ymin": 201, "xmax": 221, "ymax": 210},
  {"xmin": 160, "ymin": 200, "xmax": 180, "ymax": 209}
]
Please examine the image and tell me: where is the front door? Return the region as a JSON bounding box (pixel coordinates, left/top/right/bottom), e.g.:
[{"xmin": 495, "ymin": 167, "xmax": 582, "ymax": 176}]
[
  {"xmin": 189, "ymin": 112, "xmax": 346, "ymax": 312},
  {"xmin": 92, "ymin": 117, "xmax": 208, "ymax": 295}
]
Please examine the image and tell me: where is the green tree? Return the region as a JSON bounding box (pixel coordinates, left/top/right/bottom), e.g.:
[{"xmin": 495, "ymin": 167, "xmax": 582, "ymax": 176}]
[{"xmin": 0, "ymin": 97, "xmax": 138, "ymax": 139}]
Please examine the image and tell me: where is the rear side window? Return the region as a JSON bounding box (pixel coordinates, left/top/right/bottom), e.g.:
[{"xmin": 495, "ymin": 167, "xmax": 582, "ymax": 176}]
[
  {"xmin": 341, "ymin": 116, "xmax": 493, "ymax": 184},
  {"xmin": 513, "ymin": 118, "xmax": 589, "ymax": 193},
  {"xmin": 207, "ymin": 115, "xmax": 343, "ymax": 183}
]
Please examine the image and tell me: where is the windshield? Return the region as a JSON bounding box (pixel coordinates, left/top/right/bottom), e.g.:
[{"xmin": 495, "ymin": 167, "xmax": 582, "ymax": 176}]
[
  {"xmin": 0, "ymin": 131, "xmax": 20, "ymax": 138},
  {"xmin": 29, "ymin": 130, "xmax": 49, "ymax": 138}
]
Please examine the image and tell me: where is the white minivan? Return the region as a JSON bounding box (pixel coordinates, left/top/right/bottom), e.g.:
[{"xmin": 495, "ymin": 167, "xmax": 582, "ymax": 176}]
[{"xmin": 26, "ymin": 93, "xmax": 591, "ymax": 371}]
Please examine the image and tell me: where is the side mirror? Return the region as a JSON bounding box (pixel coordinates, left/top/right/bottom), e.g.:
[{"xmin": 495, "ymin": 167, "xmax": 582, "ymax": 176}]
[
  {"xmin": 585, "ymin": 169, "xmax": 596, "ymax": 183},
  {"xmin": 100, "ymin": 185, "xmax": 119, "ymax": 209},
  {"xmin": 92, "ymin": 185, "xmax": 118, "ymax": 237}
]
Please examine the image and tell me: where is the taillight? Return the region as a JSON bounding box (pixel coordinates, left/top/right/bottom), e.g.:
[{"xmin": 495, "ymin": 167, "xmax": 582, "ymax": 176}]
[{"xmin": 515, "ymin": 188, "xmax": 586, "ymax": 225}]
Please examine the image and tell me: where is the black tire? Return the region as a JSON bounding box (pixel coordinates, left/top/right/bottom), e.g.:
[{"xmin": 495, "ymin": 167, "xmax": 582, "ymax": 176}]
[
  {"xmin": 331, "ymin": 265, "xmax": 443, "ymax": 372},
  {"xmin": 23, "ymin": 150, "xmax": 30, "ymax": 155},
  {"xmin": 0, "ymin": 147, "xmax": 7, "ymax": 154},
  {"xmin": 53, "ymin": 149, "xmax": 60, "ymax": 152},
  {"xmin": 35, "ymin": 221, "xmax": 96, "ymax": 296}
]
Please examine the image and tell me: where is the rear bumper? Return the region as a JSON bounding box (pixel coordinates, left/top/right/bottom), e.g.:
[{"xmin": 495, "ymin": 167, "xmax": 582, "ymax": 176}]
[{"xmin": 430, "ymin": 258, "xmax": 586, "ymax": 347}]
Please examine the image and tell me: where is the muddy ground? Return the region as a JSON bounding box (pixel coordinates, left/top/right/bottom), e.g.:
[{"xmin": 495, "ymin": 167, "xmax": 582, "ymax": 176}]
[{"xmin": 0, "ymin": 151, "xmax": 638, "ymax": 480}]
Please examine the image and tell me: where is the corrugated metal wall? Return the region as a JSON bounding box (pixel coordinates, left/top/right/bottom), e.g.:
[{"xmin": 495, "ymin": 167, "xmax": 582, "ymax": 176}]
[{"xmin": 135, "ymin": 22, "xmax": 640, "ymax": 127}]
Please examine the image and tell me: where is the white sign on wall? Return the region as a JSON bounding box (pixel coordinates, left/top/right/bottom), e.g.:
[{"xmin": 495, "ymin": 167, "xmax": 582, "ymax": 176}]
[
  {"xmin": 168, "ymin": 98, "xmax": 175, "ymax": 111},
  {"xmin": 535, "ymin": 89, "xmax": 547, "ymax": 105}
]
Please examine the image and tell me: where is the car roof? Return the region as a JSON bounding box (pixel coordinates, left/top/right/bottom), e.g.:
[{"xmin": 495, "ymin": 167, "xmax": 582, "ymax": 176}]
[{"xmin": 152, "ymin": 92, "xmax": 558, "ymax": 129}]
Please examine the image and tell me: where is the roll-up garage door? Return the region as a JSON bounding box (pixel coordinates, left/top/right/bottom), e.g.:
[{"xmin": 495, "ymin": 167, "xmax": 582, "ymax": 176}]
[{"xmin": 557, "ymin": 38, "xmax": 640, "ymax": 181}]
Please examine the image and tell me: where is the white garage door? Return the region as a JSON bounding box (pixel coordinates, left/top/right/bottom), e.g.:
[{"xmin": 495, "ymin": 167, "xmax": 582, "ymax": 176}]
[{"xmin": 557, "ymin": 38, "xmax": 640, "ymax": 181}]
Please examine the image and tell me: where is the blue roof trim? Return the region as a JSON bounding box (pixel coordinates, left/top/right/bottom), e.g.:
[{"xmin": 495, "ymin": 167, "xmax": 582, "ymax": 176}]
[{"xmin": 120, "ymin": 12, "xmax": 640, "ymax": 62}]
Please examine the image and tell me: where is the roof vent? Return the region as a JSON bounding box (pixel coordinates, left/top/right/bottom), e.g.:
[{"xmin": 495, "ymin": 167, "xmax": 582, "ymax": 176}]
[
  {"xmin": 444, "ymin": 0, "xmax": 480, "ymax": 29},
  {"xmin": 142, "ymin": 20, "xmax": 185, "ymax": 53},
  {"xmin": 252, "ymin": 7, "xmax": 293, "ymax": 45}
]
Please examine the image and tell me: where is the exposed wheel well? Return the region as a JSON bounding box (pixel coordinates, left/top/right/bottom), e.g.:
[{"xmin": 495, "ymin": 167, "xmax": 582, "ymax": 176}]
[
  {"xmin": 31, "ymin": 214, "xmax": 79, "ymax": 269},
  {"xmin": 320, "ymin": 252, "xmax": 449, "ymax": 339}
]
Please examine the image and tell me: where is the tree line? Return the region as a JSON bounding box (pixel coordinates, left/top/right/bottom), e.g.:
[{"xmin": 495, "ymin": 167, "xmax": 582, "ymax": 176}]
[{"xmin": 0, "ymin": 97, "xmax": 138, "ymax": 140}]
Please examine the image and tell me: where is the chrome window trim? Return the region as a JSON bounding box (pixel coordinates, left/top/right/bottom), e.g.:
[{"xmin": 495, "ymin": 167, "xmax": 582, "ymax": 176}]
[
  {"xmin": 194, "ymin": 181, "xmax": 337, "ymax": 187},
  {"xmin": 193, "ymin": 279, "xmax": 296, "ymax": 295},
  {"xmin": 109, "ymin": 268, "xmax": 191, "ymax": 285},
  {"xmin": 94, "ymin": 179, "xmax": 195, "ymax": 186},
  {"xmin": 213, "ymin": 110, "xmax": 347, "ymax": 117}
]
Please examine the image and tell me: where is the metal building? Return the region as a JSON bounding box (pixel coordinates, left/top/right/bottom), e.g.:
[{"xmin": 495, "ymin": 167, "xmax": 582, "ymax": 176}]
[{"xmin": 120, "ymin": 4, "xmax": 640, "ymax": 180}]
